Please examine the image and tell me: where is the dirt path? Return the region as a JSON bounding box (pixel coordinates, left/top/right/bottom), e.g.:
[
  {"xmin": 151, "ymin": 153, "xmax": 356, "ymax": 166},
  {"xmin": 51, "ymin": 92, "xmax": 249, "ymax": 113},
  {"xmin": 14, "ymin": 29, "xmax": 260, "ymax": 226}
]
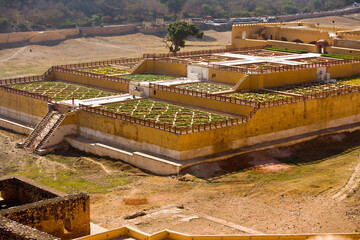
[
  {"xmin": 332, "ymin": 163, "xmax": 360, "ymax": 201},
  {"xmin": 82, "ymin": 157, "xmax": 112, "ymax": 174},
  {"xmin": 0, "ymin": 46, "xmax": 27, "ymax": 63}
]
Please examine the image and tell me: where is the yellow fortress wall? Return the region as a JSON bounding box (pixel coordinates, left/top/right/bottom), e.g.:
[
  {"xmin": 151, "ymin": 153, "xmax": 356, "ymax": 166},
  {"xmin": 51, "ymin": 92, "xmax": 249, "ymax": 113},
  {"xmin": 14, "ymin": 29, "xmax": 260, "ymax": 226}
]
[
  {"xmin": 176, "ymin": 91, "xmax": 360, "ymax": 159},
  {"xmin": 0, "ymin": 90, "xmax": 49, "ymax": 126},
  {"xmin": 53, "ymin": 71, "xmax": 129, "ymax": 92},
  {"xmin": 150, "ymin": 89, "xmax": 253, "ymax": 116},
  {"xmin": 133, "ymin": 60, "xmax": 187, "ymax": 76}
]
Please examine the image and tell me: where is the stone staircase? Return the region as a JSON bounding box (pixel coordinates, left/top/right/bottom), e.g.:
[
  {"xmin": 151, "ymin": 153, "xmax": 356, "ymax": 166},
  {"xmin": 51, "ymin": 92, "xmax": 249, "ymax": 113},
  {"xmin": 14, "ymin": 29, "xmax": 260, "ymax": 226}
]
[
  {"xmin": 130, "ymin": 60, "xmax": 145, "ymax": 74},
  {"xmin": 233, "ymin": 74, "xmax": 249, "ymax": 91},
  {"xmin": 19, "ymin": 110, "xmax": 66, "ymax": 153}
]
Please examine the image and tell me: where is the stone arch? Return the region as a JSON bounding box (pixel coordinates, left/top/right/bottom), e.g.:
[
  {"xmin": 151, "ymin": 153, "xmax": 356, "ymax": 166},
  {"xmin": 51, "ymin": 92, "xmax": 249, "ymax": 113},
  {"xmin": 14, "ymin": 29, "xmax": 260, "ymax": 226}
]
[
  {"xmin": 293, "ymin": 39, "xmax": 303, "ymax": 43},
  {"xmin": 242, "ymin": 31, "xmax": 247, "ymax": 39}
]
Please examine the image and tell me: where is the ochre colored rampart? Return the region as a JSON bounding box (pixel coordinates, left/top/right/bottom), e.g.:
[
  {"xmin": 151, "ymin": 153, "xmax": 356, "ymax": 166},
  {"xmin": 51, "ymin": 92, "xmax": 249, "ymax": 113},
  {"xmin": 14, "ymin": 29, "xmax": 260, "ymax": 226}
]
[
  {"xmin": 53, "ymin": 71, "xmax": 129, "ymax": 92},
  {"xmin": 150, "ymin": 89, "xmax": 253, "ymax": 116},
  {"xmin": 133, "ymin": 60, "xmax": 187, "ymax": 76},
  {"xmin": 74, "ymin": 90, "xmax": 360, "ymax": 160},
  {"xmin": 208, "ymin": 68, "xmax": 246, "ymax": 84},
  {"xmin": 77, "ymin": 110, "xmax": 181, "ymax": 151},
  {"xmin": 0, "ymin": 89, "xmax": 48, "ymax": 118}
]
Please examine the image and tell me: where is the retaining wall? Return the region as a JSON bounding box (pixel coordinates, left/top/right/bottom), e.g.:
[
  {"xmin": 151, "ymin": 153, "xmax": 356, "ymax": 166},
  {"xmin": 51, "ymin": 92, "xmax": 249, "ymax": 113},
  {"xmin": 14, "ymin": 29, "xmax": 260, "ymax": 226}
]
[
  {"xmin": 0, "ymin": 89, "xmax": 49, "ymax": 126},
  {"xmin": 0, "ymin": 193, "xmax": 90, "ymax": 240},
  {"xmin": 133, "ymin": 60, "xmax": 187, "ymax": 76},
  {"xmin": 52, "ymin": 71, "xmax": 129, "ymax": 92}
]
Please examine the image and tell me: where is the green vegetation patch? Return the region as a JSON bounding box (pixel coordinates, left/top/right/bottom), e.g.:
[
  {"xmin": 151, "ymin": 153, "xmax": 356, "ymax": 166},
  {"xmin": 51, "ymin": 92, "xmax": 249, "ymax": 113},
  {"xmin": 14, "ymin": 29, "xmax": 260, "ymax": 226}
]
[
  {"xmin": 265, "ymin": 47, "xmax": 308, "ymax": 54},
  {"xmin": 274, "ymin": 82, "xmax": 348, "ymax": 95},
  {"xmin": 120, "ymin": 73, "xmax": 176, "ymax": 82},
  {"xmin": 228, "ymin": 91, "xmax": 289, "ymax": 102},
  {"xmin": 338, "ymin": 77, "xmax": 360, "ymax": 86},
  {"xmin": 84, "ymin": 66, "xmax": 131, "ymax": 75},
  {"xmin": 177, "ymin": 82, "xmax": 233, "ymax": 93},
  {"xmin": 102, "ymin": 99, "xmax": 235, "ymax": 127},
  {"xmin": 321, "ymin": 54, "xmax": 360, "ymax": 60},
  {"xmin": 10, "ymin": 81, "xmax": 118, "ymax": 101}
]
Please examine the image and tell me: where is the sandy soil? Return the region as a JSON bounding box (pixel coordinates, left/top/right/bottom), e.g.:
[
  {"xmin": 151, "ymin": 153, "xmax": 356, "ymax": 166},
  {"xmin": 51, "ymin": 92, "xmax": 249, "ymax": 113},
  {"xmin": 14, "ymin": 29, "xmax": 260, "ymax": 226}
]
[
  {"xmin": 1, "ymin": 15, "xmax": 360, "ymax": 235},
  {"xmin": 0, "ymin": 30, "xmax": 231, "ymax": 79},
  {"xmin": 299, "ymin": 13, "xmax": 360, "ymax": 29}
]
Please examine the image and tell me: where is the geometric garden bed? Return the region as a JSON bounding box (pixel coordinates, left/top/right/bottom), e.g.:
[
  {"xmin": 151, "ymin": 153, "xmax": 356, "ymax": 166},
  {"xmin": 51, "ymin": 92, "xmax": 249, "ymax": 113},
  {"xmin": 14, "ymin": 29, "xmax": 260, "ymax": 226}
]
[
  {"xmin": 101, "ymin": 99, "xmax": 236, "ymax": 127},
  {"xmin": 10, "ymin": 81, "xmax": 119, "ymax": 101}
]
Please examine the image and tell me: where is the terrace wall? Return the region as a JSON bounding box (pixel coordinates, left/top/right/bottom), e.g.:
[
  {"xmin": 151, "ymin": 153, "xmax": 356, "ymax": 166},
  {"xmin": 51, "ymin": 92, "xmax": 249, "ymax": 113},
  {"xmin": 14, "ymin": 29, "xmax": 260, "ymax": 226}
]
[
  {"xmin": 208, "ymin": 68, "xmax": 246, "ymax": 84},
  {"xmin": 0, "ymin": 89, "xmax": 49, "ymax": 126},
  {"xmin": 229, "ymin": 39, "xmax": 317, "ymax": 52},
  {"xmin": 327, "ymin": 62, "xmax": 360, "ymax": 78},
  {"xmin": 150, "ymin": 89, "xmax": 253, "ymax": 116},
  {"xmin": 77, "ymin": 110, "xmax": 183, "ymax": 159},
  {"xmin": 333, "ymin": 39, "xmax": 360, "ymax": 50},
  {"xmin": 244, "ymin": 68, "xmax": 318, "ymax": 90},
  {"xmin": 176, "ymin": 91, "xmax": 360, "ymax": 159},
  {"xmin": 52, "ymin": 71, "xmax": 129, "ymax": 92},
  {"xmin": 133, "ymin": 60, "xmax": 187, "ymax": 76}
]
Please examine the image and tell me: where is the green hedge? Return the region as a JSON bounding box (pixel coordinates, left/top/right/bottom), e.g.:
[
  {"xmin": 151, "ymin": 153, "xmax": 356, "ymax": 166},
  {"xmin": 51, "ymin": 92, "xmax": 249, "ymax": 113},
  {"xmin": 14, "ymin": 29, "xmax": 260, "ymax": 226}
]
[
  {"xmin": 321, "ymin": 53, "xmax": 360, "ymax": 60},
  {"xmin": 265, "ymin": 47, "xmax": 308, "ymax": 54}
]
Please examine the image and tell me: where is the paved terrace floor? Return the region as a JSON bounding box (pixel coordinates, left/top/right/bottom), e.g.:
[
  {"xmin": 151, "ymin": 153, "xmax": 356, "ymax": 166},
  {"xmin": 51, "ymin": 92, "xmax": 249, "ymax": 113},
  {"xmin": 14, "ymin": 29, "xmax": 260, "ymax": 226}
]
[
  {"xmin": 212, "ymin": 52, "xmax": 322, "ymax": 66},
  {"xmin": 61, "ymin": 94, "xmax": 141, "ymax": 107}
]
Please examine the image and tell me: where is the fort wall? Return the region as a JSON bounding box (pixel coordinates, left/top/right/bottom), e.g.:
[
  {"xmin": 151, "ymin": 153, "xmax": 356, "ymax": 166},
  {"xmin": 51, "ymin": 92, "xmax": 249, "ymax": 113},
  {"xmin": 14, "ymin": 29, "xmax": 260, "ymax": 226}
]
[
  {"xmin": 133, "ymin": 60, "xmax": 187, "ymax": 76},
  {"xmin": 0, "ymin": 216, "xmax": 58, "ymax": 240},
  {"xmin": 0, "ymin": 193, "xmax": 90, "ymax": 240},
  {"xmin": 150, "ymin": 90, "xmax": 253, "ymax": 116},
  {"xmin": 53, "ymin": 71, "xmax": 129, "ymax": 92},
  {"xmin": 0, "ymin": 89, "xmax": 49, "ymax": 126}
]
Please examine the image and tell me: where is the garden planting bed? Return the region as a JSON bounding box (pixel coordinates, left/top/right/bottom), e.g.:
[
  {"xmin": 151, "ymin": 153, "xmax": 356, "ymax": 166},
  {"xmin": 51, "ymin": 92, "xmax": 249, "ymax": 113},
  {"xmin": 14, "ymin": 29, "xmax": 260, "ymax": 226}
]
[
  {"xmin": 10, "ymin": 81, "xmax": 118, "ymax": 101},
  {"xmin": 101, "ymin": 99, "xmax": 235, "ymax": 127},
  {"xmin": 83, "ymin": 66, "xmax": 132, "ymax": 76},
  {"xmin": 227, "ymin": 91, "xmax": 290, "ymax": 102},
  {"xmin": 289, "ymin": 57, "xmax": 343, "ymax": 64},
  {"xmin": 177, "ymin": 82, "xmax": 233, "ymax": 93},
  {"xmin": 338, "ymin": 77, "xmax": 360, "ymax": 86},
  {"xmin": 273, "ymin": 81, "xmax": 349, "ymax": 95},
  {"xmin": 119, "ymin": 74, "xmax": 177, "ymax": 82},
  {"xmin": 180, "ymin": 54, "xmax": 240, "ymax": 62},
  {"xmin": 233, "ymin": 50, "xmax": 292, "ymax": 57},
  {"xmin": 234, "ymin": 62, "xmax": 287, "ymax": 70}
]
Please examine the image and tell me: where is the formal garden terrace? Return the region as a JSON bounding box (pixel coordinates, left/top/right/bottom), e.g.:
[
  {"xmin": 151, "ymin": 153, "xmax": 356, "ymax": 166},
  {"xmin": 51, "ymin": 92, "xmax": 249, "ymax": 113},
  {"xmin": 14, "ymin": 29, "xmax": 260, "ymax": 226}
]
[
  {"xmin": 58, "ymin": 57, "xmax": 143, "ymax": 71},
  {"xmin": 79, "ymin": 100, "xmax": 254, "ymax": 135},
  {"xmin": 177, "ymin": 82, "xmax": 234, "ymax": 93},
  {"xmin": 150, "ymin": 78, "xmax": 360, "ymax": 108},
  {"xmin": 8, "ymin": 80, "xmax": 120, "ymax": 102}
]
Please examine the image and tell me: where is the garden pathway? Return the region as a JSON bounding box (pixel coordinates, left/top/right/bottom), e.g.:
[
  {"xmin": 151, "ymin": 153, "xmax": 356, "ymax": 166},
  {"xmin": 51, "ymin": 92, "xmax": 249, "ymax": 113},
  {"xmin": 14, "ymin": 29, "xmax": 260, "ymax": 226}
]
[
  {"xmin": 62, "ymin": 94, "xmax": 141, "ymax": 107},
  {"xmin": 213, "ymin": 52, "xmax": 322, "ymax": 66}
]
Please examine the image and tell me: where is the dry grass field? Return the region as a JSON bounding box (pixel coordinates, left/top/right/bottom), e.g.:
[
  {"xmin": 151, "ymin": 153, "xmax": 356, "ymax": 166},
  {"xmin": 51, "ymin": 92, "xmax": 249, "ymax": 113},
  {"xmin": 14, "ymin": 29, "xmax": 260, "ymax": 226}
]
[{"xmin": 0, "ymin": 16, "xmax": 360, "ymax": 235}]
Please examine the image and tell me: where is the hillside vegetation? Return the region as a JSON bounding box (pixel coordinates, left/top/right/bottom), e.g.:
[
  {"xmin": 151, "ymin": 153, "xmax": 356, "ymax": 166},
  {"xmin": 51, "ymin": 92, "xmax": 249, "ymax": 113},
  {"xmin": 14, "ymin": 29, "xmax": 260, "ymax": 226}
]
[{"xmin": 0, "ymin": 0, "xmax": 354, "ymax": 32}]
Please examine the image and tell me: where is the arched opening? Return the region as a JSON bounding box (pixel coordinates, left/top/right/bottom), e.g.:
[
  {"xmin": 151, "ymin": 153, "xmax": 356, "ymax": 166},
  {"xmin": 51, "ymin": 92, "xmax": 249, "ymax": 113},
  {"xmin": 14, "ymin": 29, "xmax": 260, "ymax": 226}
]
[
  {"xmin": 281, "ymin": 37, "xmax": 287, "ymax": 41},
  {"xmin": 309, "ymin": 41, "xmax": 317, "ymax": 44},
  {"xmin": 293, "ymin": 39, "xmax": 303, "ymax": 43},
  {"xmin": 242, "ymin": 31, "xmax": 247, "ymax": 39}
]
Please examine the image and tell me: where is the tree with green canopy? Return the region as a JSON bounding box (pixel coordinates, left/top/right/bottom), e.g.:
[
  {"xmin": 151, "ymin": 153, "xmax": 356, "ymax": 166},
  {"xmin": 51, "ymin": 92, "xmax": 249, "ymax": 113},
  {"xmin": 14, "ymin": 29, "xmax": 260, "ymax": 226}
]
[
  {"xmin": 159, "ymin": 0, "xmax": 187, "ymax": 19},
  {"xmin": 163, "ymin": 21, "xmax": 204, "ymax": 54}
]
